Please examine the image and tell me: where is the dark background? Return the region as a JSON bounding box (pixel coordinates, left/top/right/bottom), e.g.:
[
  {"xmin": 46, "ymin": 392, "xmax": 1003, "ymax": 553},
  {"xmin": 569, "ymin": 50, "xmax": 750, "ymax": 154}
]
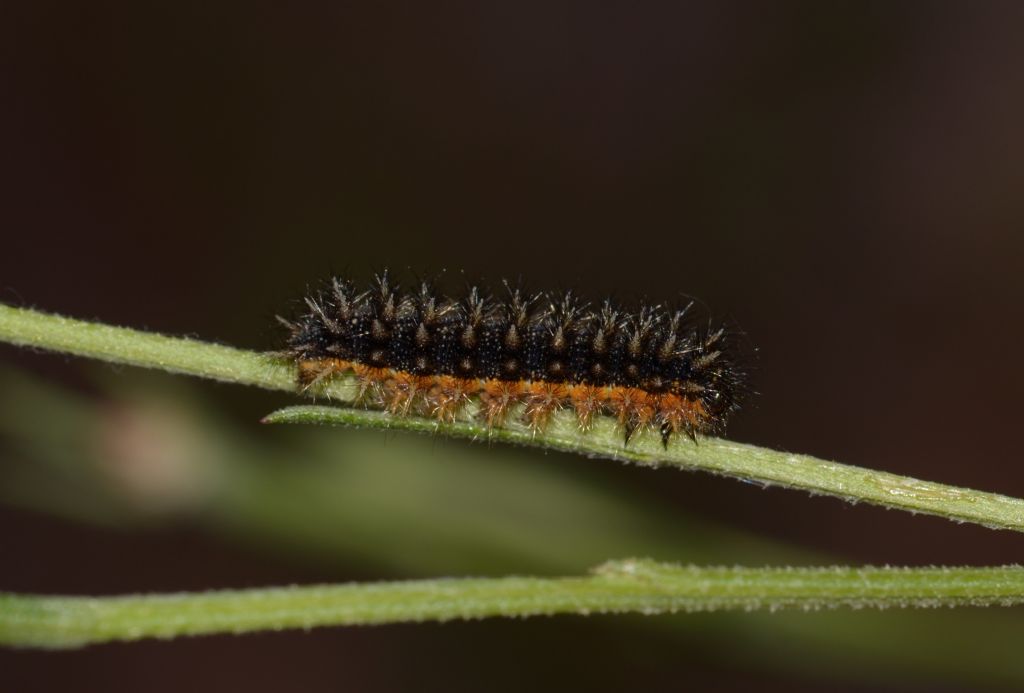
[{"xmin": 2, "ymin": 2, "xmax": 1024, "ymax": 691}]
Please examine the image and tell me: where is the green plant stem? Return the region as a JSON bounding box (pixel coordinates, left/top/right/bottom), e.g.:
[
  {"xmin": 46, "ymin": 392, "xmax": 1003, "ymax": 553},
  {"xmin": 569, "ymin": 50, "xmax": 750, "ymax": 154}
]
[
  {"xmin": 3, "ymin": 303, "xmax": 1024, "ymax": 532},
  {"xmin": 4, "ymin": 560, "xmax": 1024, "ymax": 649},
  {"xmin": 0, "ymin": 303, "xmax": 352, "ymax": 398},
  {"xmin": 264, "ymin": 404, "xmax": 1024, "ymax": 532}
]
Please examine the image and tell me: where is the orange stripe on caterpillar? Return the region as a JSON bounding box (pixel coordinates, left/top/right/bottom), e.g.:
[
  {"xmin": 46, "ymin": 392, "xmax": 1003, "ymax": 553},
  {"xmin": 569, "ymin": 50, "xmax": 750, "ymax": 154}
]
[{"xmin": 296, "ymin": 359, "xmax": 721, "ymax": 445}]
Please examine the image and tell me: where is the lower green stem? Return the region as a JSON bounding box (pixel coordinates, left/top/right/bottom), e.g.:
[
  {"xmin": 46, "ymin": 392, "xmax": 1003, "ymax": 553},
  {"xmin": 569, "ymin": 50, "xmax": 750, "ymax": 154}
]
[{"xmin": 4, "ymin": 561, "xmax": 1024, "ymax": 649}]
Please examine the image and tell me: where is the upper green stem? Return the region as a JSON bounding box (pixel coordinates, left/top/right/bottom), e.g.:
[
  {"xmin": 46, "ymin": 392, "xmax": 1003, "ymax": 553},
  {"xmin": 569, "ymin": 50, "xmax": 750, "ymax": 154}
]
[
  {"xmin": 3, "ymin": 303, "xmax": 1023, "ymax": 532},
  {"xmin": 264, "ymin": 404, "xmax": 1024, "ymax": 532}
]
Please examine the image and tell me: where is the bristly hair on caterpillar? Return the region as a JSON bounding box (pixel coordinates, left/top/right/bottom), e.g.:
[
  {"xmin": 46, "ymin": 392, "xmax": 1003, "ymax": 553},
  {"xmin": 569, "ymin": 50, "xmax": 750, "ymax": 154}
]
[{"xmin": 279, "ymin": 271, "xmax": 749, "ymax": 446}]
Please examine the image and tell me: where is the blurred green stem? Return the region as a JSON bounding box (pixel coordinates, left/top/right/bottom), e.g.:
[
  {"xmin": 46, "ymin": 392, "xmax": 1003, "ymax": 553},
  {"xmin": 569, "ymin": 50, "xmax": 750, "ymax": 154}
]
[
  {"xmin": 5, "ymin": 560, "xmax": 1024, "ymax": 648},
  {"xmin": 3, "ymin": 303, "xmax": 1023, "ymax": 532}
]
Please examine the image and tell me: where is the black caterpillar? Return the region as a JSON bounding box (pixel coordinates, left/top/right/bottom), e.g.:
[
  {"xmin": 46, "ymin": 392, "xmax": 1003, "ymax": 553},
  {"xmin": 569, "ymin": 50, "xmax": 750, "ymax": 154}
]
[{"xmin": 281, "ymin": 272, "xmax": 747, "ymax": 443}]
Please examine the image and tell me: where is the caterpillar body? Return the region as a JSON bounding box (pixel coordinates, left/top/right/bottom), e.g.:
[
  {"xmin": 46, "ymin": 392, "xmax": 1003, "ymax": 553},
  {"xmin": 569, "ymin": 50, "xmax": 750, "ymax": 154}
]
[{"xmin": 281, "ymin": 273, "xmax": 747, "ymax": 445}]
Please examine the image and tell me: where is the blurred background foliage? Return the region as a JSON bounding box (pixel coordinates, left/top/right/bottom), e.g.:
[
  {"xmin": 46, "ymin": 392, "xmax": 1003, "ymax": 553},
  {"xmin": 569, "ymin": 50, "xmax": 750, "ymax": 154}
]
[{"xmin": 2, "ymin": 2, "xmax": 1024, "ymax": 691}]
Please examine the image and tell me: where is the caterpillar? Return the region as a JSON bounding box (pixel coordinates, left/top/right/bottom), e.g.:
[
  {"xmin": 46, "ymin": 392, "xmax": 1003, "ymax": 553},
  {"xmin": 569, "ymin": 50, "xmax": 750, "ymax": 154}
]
[{"xmin": 280, "ymin": 272, "xmax": 747, "ymax": 445}]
